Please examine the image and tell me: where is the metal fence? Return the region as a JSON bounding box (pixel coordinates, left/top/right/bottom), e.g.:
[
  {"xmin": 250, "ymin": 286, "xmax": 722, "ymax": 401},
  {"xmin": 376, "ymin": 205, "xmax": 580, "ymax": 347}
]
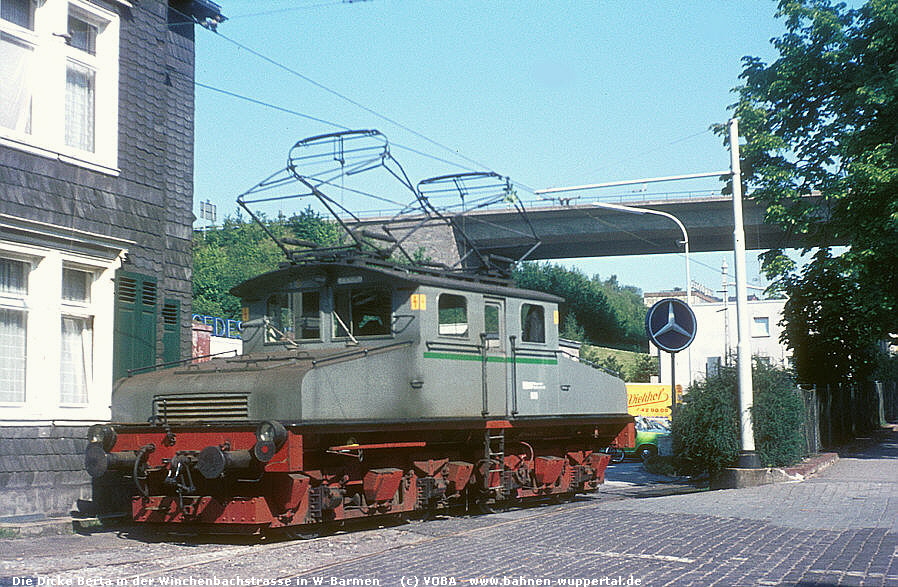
[{"xmin": 798, "ymin": 380, "xmax": 898, "ymax": 452}]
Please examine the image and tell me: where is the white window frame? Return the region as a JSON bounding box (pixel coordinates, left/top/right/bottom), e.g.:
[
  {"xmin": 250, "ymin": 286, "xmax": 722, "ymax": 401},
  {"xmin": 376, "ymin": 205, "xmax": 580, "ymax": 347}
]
[
  {"xmin": 0, "ymin": 0, "xmax": 119, "ymax": 174},
  {"xmin": 752, "ymin": 316, "xmax": 771, "ymax": 338},
  {"xmin": 59, "ymin": 262, "xmax": 96, "ymax": 405},
  {"xmin": 0, "ymin": 254, "xmax": 33, "ymax": 405}
]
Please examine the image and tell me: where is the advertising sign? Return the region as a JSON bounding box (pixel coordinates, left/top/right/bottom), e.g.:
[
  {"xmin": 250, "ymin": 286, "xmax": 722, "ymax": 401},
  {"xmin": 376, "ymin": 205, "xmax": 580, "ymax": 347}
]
[{"xmin": 626, "ymin": 383, "xmax": 682, "ymax": 419}]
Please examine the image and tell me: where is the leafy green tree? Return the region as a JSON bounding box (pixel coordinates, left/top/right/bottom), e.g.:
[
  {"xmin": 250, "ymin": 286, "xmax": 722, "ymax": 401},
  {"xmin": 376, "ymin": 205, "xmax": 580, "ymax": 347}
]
[
  {"xmin": 780, "ymin": 249, "xmax": 884, "ymax": 383},
  {"xmin": 513, "ymin": 262, "xmax": 647, "ymax": 350},
  {"xmin": 192, "ymin": 209, "xmax": 342, "ymax": 319},
  {"xmin": 626, "ymin": 353, "xmax": 659, "ymax": 383},
  {"xmin": 727, "ymin": 0, "xmax": 898, "ymax": 383},
  {"xmin": 559, "ymin": 313, "xmax": 586, "ymax": 342}
]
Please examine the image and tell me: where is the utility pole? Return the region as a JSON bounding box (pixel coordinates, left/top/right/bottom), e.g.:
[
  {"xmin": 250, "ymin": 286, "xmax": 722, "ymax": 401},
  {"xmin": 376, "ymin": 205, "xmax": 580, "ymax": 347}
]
[{"xmin": 729, "ymin": 118, "xmax": 759, "ymax": 468}]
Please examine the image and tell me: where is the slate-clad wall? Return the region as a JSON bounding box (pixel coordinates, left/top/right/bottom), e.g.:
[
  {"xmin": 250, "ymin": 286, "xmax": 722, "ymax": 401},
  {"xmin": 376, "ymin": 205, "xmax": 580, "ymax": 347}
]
[
  {"xmin": 0, "ymin": 1, "xmax": 198, "ymax": 519},
  {"xmin": 0, "ymin": 0, "xmax": 195, "ymax": 358},
  {"xmin": 0, "ymin": 427, "xmax": 89, "ymax": 521}
]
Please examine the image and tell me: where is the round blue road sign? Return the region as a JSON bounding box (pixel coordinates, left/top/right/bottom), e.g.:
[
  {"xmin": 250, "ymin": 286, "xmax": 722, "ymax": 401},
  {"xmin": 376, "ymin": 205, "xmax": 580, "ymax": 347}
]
[{"xmin": 646, "ymin": 298, "xmax": 697, "ymax": 353}]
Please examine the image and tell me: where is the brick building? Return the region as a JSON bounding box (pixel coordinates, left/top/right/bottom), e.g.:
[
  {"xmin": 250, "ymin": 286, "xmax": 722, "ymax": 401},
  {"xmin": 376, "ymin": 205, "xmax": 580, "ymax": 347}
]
[{"xmin": 0, "ymin": 0, "xmax": 223, "ymax": 520}]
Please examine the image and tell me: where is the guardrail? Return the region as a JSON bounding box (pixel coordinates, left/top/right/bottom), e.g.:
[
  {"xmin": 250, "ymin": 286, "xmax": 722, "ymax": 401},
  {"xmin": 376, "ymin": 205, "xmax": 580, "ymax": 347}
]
[{"xmin": 348, "ymin": 188, "xmax": 726, "ymax": 219}]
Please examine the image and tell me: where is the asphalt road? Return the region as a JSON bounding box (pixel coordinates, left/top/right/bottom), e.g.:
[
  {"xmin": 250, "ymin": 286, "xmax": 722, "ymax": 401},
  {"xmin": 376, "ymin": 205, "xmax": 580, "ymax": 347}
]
[{"xmin": 1, "ymin": 435, "xmax": 895, "ymax": 587}]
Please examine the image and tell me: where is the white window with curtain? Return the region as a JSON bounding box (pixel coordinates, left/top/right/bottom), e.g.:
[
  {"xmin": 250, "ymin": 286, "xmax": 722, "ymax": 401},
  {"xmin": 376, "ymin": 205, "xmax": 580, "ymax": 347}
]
[
  {"xmin": 0, "ymin": 256, "xmax": 29, "ymax": 403},
  {"xmin": 59, "ymin": 266, "xmax": 94, "ymax": 404},
  {"xmin": 0, "ymin": 0, "xmax": 119, "ymax": 172},
  {"xmin": 64, "ymin": 5, "xmax": 100, "ymax": 153},
  {"xmin": 60, "ymin": 315, "xmax": 92, "ymax": 404},
  {"xmin": 0, "ymin": 0, "xmax": 36, "ymax": 135}
]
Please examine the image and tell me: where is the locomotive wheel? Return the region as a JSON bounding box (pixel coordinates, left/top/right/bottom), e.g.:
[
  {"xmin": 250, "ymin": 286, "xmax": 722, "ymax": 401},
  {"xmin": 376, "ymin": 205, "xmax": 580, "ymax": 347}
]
[
  {"xmin": 549, "ymin": 492, "xmax": 575, "ymax": 504},
  {"xmin": 469, "ymin": 490, "xmax": 509, "ymax": 515},
  {"xmin": 284, "ymin": 527, "xmax": 321, "ymax": 540}
]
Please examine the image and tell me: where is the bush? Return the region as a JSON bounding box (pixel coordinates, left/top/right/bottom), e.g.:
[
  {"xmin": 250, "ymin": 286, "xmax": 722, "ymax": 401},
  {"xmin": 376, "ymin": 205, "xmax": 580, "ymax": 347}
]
[
  {"xmin": 673, "ymin": 360, "xmax": 805, "ymax": 474},
  {"xmin": 751, "ymin": 359, "xmax": 804, "ymax": 467},
  {"xmin": 672, "ymin": 367, "xmax": 741, "ymax": 476}
]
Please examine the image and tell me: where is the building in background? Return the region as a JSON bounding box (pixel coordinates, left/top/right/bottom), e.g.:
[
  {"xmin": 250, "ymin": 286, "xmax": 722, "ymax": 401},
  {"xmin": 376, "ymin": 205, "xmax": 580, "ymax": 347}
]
[
  {"xmin": 645, "ymin": 269, "xmax": 790, "ymax": 388},
  {"xmin": 0, "ymin": 0, "xmax": 224, "ymax": 520}
]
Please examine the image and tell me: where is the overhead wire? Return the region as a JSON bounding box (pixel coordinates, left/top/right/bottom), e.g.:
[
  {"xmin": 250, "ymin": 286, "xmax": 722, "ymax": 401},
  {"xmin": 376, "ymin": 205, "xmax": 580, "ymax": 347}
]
[
  {"xmin": 226, "ymin": 1, "xmax": 369, "ymax": 21},
  {"xmin": 206, "ymin": 26, "xmax": 496, "ymax": 173},
  {"xmin": 580, "ymin": 129, "xmax": 715, "ymax": 180},
  {"xmin": 157, "ymin": 1, "xmax": 732, "ymax": 285},
  {"xmin": 155, "ymin": 0, "xmax": 500, "ymax": 178},
  {"xmin": 194, "ymin": 82, "xmax": 351, "ymax": 130},
  {"xmin": 192, "ymin": 79, "xmax": 473, "ymax": 171}
]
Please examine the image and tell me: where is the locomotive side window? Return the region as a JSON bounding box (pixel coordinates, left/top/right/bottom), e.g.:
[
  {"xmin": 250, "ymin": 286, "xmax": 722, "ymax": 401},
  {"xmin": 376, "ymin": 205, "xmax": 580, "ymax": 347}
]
[
  {"xmin": 265, "ymin": 291, "xmax": 321, "ymax": 343},
  {"xmin": 265, "ymin": 293, "xmax": 294, "ymax": 342},
  {"xmin": 483, "ymin": 302, "xmax": 501, "ymax": 349},
  {"xmin": 296, "ymin": 291, "xmax": 321, "ymax": 340},
  {"xmin": 521, "ymin": 303, "xmax": 545, "ymax": 343},
  {"xmin": 333, "ymin": 286, "xmax": 392, "ymax": 338},
  {"xmin": 438, "ymin": 294, "xmax": 468, "ymax": 336}
]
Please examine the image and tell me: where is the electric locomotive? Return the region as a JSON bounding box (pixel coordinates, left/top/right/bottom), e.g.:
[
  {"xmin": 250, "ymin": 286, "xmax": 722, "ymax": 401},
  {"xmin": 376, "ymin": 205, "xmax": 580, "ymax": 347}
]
[{"xmin": 84, "ymin": 131, "xmax": 634, "ymax": 536}]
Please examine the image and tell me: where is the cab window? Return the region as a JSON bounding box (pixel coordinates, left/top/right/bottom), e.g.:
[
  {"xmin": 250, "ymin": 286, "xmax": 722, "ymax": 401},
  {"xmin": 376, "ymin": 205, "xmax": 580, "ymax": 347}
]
[
  {"xmin": 521, "ymin": 303, "xmax": 545, "ymax": 343},
  {"xmin": 265, "ymin": 290, "xmax": 321, "ymax": 342},
  {"xmin": 438, "ymin": 294, "xmax": 468, "ymax": 336},
  {"xmin": 333, "ymin": 287, "xmax": 392, "ymax": 338},
  {"xmin": 265, "ymin": 293, "xmax": 294, "ymax": 342},
  {"xmin": 296, "ymin": 291, "xmax": 321, "ymax": 340}
]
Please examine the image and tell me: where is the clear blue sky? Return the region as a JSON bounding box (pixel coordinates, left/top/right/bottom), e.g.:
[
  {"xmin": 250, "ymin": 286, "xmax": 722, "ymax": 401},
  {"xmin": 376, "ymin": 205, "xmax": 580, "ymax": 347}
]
[{"xmin": 193, "ymin": 1, "xmax": 792, "ymax": 294}]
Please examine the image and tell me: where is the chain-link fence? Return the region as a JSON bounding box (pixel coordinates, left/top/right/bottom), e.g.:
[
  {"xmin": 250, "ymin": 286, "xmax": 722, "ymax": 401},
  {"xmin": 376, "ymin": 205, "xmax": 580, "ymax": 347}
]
[{"xmin": 798, "ymin": 380, "xmax": 898, "ymax": 452}]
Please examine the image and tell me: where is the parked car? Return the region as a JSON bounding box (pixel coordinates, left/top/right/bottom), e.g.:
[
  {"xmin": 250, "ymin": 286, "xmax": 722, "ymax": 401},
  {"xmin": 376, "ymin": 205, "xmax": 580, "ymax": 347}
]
[{"xmin": 625, "ymin": 417, "xmax": 670, "ymax": 461}]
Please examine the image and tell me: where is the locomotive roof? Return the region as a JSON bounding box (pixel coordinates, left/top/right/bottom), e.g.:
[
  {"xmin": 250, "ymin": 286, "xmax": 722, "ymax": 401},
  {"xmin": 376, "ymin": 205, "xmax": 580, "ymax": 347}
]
[{"xmin": 230, "ymin": 256, "xmax": 564, "ymax": 303}]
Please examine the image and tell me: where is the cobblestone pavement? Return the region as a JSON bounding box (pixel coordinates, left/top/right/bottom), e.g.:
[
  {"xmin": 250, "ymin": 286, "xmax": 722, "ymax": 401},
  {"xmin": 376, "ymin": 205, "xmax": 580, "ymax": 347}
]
[{"xmin": 1, "ymin": 427, "xmax": 896, "ymax": 586}]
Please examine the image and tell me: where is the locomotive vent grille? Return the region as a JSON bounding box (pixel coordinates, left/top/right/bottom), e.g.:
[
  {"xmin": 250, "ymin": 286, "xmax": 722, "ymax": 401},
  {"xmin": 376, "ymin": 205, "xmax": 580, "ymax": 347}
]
[{"xmin": 153, "ymin": 393, "xmax": 249, "ymax": 423}]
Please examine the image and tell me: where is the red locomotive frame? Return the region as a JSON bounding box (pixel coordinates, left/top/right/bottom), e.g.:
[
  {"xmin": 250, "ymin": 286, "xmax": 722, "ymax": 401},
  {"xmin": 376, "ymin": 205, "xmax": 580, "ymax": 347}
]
[{"xmin": 91, "ymin": 417, "xmax": 634, "ymax": 535}]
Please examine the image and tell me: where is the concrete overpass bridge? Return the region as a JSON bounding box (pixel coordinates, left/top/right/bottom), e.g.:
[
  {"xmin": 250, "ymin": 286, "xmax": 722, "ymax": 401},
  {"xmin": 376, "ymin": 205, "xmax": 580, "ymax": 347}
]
[
  {"xmin": 355, "ymin": 191, "xmax": 822, "ymax": 265},
  {"xmin": 459, "ymin": 194, "xmax": 815, "ymax": 260}
]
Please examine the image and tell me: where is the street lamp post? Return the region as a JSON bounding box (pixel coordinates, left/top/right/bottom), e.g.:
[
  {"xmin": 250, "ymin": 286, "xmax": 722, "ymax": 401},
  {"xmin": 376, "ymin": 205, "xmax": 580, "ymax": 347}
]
[
  {"xmin": 591, "ymin": 202, "xmax": 691, "ymax": 306},
  {"xmin": 591, "ymin": 202, "xmax": 693, "ymax": 406},
  {"xmin": 536, "ymin": 130, "xmax": 760, "ymax": 469}
]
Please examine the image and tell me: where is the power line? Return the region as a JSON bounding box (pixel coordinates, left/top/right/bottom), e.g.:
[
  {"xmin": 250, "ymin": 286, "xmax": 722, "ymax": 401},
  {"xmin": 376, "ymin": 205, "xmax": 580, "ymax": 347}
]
[
  {"xmin": 195, "ymin": 82, "xmax": 351, "ymax": 130},
  {"xmin": 227, "ymin": 1, "xmax": 371, "ymax": 21},
  {"xmin": 209, "ymin": 33, "xmax": 496, "ymax": 173},
  {"xmin": 581, "ymin": 128, "xmax": 714, "ymax": 179},
  {"xmin": 157, "ymin": 0, "xmax": 500, "ymax": 177},
  {"xmin": 192, "ymin": 79, "xmax": 473, "ymax": 172}
]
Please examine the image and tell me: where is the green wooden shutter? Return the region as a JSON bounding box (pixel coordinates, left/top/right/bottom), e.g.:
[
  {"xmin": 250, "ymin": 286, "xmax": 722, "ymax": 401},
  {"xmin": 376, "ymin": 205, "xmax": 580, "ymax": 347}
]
[
  {"xmin": 113, "ymin": 271, "xmax": 158, "ymax": 379},
  {"xmin": 161, "ymin": 298, "xmax": 181, "ymax": 364}
]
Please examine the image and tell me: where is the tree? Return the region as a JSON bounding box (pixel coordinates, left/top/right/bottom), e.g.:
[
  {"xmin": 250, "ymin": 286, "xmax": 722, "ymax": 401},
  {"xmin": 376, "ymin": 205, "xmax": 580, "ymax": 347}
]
[
  {"xmin": 192, "ymin": 209, "xmax": 342, "ymax": 319},
  {"xmin": 626, "ymin": 353, "xmax": 659, "ymax": 383},
  {"xmin": 728, "ymin": 0, "xmax": 898, "ymax": 382},
  {"xmin": 512, "ymin": 262, "xmax": 647, "ymax": 350}
]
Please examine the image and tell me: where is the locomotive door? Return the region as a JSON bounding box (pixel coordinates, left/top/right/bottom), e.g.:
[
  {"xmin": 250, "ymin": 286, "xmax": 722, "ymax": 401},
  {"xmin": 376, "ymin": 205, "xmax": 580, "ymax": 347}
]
[{"xmin": 481, "ymin": 300, "xmax": 508, "ymax": 416}]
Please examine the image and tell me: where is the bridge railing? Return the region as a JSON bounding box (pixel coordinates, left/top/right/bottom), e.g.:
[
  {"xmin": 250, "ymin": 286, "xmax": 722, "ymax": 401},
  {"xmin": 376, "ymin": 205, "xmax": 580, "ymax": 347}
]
[{"xmin": 349, "ymin": 188, "xmax": 725, "ymax": 219}]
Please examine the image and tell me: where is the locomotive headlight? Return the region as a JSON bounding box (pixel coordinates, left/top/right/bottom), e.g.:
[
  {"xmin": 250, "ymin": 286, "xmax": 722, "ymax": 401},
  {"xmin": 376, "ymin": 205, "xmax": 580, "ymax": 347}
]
[
  {"xmin": 87, "ymin": 424, "xmax": 117, "ymax": 452},
  {"xmin": 253, "ymin": 420, "xmax": 287, "ymax": 463}
]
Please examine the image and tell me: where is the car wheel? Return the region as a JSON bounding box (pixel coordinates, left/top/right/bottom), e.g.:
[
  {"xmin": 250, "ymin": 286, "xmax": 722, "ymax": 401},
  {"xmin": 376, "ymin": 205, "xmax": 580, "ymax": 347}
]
[{"xmin": 638, "ymin": 445, "xmax": 658, "ymax": 462}]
